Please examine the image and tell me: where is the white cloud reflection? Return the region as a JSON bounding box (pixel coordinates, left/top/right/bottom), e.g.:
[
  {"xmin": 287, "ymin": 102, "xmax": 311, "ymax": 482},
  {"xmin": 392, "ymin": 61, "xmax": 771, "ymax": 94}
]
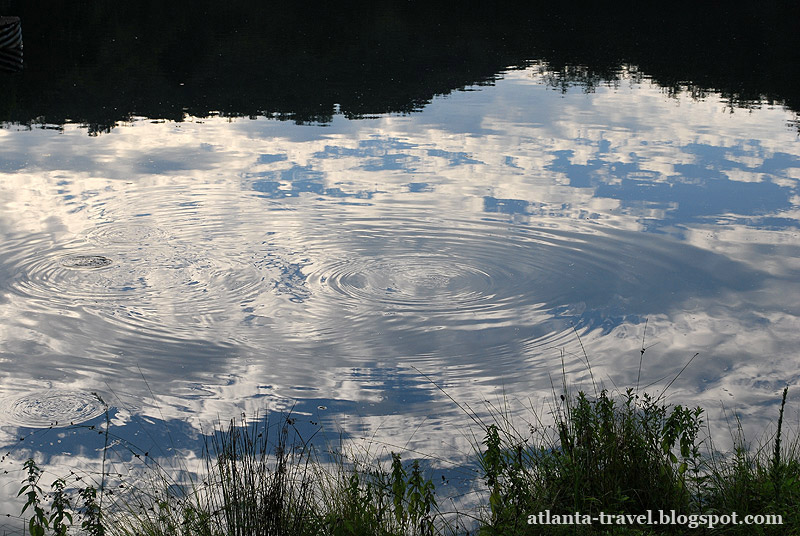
[{"xmin": 1, "ymin": 66, "xmax": 800, "ymax": 523}]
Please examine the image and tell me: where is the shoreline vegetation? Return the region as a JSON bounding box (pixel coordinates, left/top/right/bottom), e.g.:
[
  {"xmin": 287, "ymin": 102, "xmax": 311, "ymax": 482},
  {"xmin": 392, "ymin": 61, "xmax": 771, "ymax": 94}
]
[{"xmin": 3, "ymin": 353, "xmax": 799, "ymax": 536}]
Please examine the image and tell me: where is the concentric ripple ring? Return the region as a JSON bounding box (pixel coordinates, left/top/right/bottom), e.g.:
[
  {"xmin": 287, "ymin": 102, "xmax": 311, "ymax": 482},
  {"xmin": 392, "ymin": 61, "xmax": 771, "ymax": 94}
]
[{"xmin": 0, "ymin": 390, "xmax": 107, "ymax": 428}]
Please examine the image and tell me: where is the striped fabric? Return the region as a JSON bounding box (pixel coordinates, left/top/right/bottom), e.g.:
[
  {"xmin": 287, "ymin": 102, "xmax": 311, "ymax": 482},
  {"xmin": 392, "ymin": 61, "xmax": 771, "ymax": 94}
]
[
  {"xmin": 0, "ymin": 47, "xmax": 22, "ymax": 71},
  {"xmin": 0, "ymin": 17, "xmax": 22, "ymax": 71},
  {"xmin": 0, "ymin": 17, "xmax": 22, "ymax": 50}
]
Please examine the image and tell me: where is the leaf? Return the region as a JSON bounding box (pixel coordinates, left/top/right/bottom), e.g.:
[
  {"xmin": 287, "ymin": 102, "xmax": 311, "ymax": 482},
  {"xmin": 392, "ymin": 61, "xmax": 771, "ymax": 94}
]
[
  {"xmin": 489, "ymin": 490, "xmax": 501, "ymax": 515},
  {"xmin": 29, "ymin": 518, "xmax": 45, "ymax": 536}
]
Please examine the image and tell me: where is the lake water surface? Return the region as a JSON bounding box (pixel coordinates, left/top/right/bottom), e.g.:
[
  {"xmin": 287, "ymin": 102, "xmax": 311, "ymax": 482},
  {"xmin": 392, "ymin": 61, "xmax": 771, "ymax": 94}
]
[{"xmin": 2, "ymin": 60, "xmax": 800, "ymax": 526}]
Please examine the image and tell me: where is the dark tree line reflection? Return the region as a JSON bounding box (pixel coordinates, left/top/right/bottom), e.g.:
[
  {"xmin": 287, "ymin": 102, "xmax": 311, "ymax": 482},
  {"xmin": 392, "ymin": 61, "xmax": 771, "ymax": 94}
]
[{"xmin": 0, "ymin": 0, "xmax": 798, "ymax": 133}]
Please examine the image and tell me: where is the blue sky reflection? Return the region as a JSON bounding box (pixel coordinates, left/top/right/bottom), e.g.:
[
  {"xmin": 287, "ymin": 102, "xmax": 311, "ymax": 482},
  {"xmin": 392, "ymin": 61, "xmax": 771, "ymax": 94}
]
[{"xmin": 1, "ymin": 66, "xmax": 799, "ymax": 522}]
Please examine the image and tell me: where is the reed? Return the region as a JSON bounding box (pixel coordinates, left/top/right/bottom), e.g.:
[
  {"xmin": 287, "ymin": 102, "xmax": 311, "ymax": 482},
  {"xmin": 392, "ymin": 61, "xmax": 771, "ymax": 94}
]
[
  {"xmin": 475, "ymin": 386, "xmax": 706, "ymax": 535},
  {"xmin": 700, "ymin": 386, "xmax": 800, "ymax": 535},
  {"xmin": 7, "ymin": 358, "xmax": 798, "ymax": 535}
]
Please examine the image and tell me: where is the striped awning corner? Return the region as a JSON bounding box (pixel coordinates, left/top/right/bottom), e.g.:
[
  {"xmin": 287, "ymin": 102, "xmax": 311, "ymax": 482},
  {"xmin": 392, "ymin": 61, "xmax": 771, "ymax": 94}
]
[
  {"xmin": 0, "ymin": 16, "xmax": 22, "ymax": 49},
  {"xmin": 0, "ymin": 16, "xmax": 22, "ymax": 72}
]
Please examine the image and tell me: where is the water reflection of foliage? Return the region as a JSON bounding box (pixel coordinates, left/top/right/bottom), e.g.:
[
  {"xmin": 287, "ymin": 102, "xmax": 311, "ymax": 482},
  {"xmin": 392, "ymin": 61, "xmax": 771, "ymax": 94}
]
[{"xmin": 0, "ymin": 1, "xmax": 797, "ymax": 133}]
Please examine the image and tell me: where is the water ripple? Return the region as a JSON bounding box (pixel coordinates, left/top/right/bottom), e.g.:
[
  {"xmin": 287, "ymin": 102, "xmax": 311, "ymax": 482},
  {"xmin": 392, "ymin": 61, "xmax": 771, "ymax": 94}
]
[
  {"xmin": 303, "ymin": 218, "xmax": 596, "ymax": 318},
  {"xmin": 280, "ymin": 213, "xmax": 762, "ymax": 361},
  {"xmin": 2, "ymin": 235, "xmax": 275, "ymax": 338},
  {"xmin": 309, "ymin": 254, "xmax": 494, "ymax": 312},
  {"xmin": 0, "ymin": 390, "xmax": 106, "ymax": 428},
  {"xmin": 84, "ymin": 223, "xmax": 171, "ymax": 245}
]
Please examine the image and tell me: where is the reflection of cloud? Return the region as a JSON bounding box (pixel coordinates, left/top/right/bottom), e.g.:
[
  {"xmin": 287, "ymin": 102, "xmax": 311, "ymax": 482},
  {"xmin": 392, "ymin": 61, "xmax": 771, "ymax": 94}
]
[
  {"xmin": 1, "ymin": 65, "xmax": 800, "ymax": 519},
  {"xmin": 682, "ymin": 224, "xmax": 800, "ymax": 277},
  {"xmin": 725, "ymin": 169, "xmax": 766, "ymax": 183}
]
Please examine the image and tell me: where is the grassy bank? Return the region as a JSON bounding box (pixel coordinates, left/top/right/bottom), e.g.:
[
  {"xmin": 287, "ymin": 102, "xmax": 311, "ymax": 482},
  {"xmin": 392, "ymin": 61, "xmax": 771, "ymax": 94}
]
[{"xmin": 7, "ymin": 377, "xmax": 799, "ymax": 535}]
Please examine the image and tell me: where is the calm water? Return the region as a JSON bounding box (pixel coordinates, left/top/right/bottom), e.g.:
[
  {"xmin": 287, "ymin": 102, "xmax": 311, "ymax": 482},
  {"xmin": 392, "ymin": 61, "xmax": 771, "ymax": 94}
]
[{"xmin": 1, "ymin": 61, "xmax": 800, "ymax": 524}]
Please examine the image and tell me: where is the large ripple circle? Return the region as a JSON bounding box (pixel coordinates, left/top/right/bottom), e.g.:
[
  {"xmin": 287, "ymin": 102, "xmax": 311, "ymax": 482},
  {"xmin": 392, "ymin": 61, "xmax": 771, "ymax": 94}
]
[
  {"xmin": 84, "ymin": 223, "xmax": 171, "ymax": 245},
  {"xmin": 6, "ymin": 239, "xmax": 274, "ymax": 337},
  {"xmin": 13, "ymin": 248, "xmax": 136, "ymax": 304},
  {"xmin": 0, "ymin": 390, "xmax": 106, "ymax": 428},
  {"xmin": 315, "ymin": 254, "xmax": 495, "ymax": 311},
  {"xmin": 303, "ymin": 219, "xmax": 601, "ymax": 318}
]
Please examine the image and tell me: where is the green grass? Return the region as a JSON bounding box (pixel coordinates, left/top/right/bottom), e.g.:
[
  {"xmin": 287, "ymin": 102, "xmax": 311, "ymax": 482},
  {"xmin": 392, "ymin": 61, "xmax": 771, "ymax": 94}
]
[
  {"xmin": 476, "ymin": 388, "xmax": 705, "ymax": 535},
  {"xmin": 6, "ymin": 359, "xmax": 800, "ymax": 536}
]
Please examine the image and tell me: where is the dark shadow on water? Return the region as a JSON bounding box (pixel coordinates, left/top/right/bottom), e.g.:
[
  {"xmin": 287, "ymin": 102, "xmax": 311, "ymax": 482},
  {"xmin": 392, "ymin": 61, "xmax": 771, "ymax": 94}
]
[{"xmin": 0, "ymin": 1, "xmax": 798, "ymax": 132}]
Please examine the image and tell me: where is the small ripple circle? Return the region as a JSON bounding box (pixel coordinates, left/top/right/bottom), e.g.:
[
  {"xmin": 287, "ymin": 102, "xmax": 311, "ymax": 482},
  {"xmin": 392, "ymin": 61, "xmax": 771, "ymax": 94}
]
[{"xmin": 0, "ymin": 390, "xmax": 107, "ymax": 428}]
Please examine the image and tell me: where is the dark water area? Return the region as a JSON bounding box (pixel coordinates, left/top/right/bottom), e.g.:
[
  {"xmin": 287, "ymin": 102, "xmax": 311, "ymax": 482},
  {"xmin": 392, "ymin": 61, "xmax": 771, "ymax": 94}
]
[
  {"xmin": 0, "ymin": 2, "xmax": 799, "ymax": 531},
  {"xmin": 0, "ymin": 1, "xmax": 798, "ymax": 131}
]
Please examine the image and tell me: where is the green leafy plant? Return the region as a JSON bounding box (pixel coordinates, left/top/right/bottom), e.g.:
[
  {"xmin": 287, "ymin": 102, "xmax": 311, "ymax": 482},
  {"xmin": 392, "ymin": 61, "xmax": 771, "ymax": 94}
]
[
  {"xmin": 387, "ymin": 453, "xmax": 437, "ymax": 536},
  {"xmin": 19, "ymin": 458, "xmax": 48, "ymax": 536},
  {"xmin": 8, "ymin": 354, "xmax": 798, "ymax": 536},
  {"xmin": 80, "ymin": 485, "xmax": 106, "ymax": 536},
  {"xmin": 49, "ymin": 477, "xmax": 73, "ymax": 536}
]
